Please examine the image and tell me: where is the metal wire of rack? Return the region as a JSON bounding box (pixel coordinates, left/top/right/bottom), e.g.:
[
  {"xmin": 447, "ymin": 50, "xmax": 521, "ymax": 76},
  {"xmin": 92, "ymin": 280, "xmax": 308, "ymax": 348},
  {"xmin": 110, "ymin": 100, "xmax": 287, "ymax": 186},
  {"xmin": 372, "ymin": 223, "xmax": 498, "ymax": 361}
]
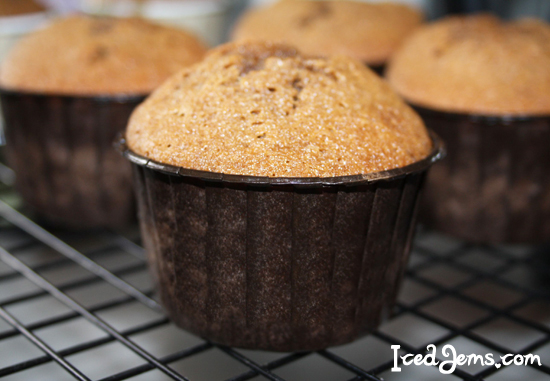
[{"xmin": 0, "ymin": 158, "xmax": 549, "ymax": 381}]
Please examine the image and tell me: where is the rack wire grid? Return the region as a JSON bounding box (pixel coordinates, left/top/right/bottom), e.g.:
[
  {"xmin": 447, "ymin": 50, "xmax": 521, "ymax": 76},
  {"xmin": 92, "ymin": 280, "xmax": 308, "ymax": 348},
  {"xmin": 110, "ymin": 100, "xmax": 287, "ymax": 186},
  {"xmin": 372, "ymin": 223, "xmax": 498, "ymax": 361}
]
[{"xmin": 0, "ymin": 155, "xmax": 549, "ymax": 381}]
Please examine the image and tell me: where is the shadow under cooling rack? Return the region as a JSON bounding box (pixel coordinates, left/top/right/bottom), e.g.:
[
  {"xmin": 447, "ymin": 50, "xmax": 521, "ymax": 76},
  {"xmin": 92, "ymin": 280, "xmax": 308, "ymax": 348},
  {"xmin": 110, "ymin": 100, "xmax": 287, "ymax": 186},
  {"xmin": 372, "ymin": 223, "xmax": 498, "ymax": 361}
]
[{"xmin": 0, "ymin": 158, "xmax": 550, "ymax": 381}]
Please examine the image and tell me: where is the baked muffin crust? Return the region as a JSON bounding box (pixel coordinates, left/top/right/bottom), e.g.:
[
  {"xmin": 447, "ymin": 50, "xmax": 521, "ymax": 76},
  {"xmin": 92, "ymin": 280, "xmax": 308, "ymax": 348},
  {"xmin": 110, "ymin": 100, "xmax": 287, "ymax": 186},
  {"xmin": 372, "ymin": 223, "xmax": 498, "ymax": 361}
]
[
  {"xmin": 126, "ymin": 41, "xmax": 432, "ymax": 178},
  {"xmin": 0, "ymin": 15, "xmax": 207, "ymax": 95},
  {"xmin": 387, "ymin": 15, "xmax": 550, "ymax": 116},
  {"xmin": 232, "ymin": 0, "xmax": 423, "ymax": 66}
]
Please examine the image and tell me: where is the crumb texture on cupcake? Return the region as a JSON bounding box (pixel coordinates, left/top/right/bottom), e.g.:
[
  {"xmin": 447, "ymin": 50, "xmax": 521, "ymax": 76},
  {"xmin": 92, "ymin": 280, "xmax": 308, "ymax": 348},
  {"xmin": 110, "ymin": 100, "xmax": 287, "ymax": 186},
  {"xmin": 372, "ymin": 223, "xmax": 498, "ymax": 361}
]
[
  {"xmin": 0, "ymin": 15, "xmax": 207, "ymax": 95},
  {"xmin": 387, "ymin": 14, "xmax": 550, "ymax": 116},
  {"xmin": 231, "ymin": 0, "xmax": 423, "ymax": 66},
  {"xmin": 126, "ymin": 42, "xmax": 432, "ymax": 178}
]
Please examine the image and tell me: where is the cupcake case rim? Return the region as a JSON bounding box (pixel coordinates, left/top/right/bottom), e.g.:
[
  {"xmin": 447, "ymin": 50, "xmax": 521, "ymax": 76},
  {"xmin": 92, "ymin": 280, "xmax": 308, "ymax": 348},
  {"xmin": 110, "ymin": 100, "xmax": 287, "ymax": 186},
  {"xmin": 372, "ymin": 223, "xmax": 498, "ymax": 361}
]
[
  {"xmin": 116, "ymin": 131, "xmax": 445, "ymax": 188},
  {"xmin": 0, "ymin": 86, "xmax": 147, "ymax": 103}
]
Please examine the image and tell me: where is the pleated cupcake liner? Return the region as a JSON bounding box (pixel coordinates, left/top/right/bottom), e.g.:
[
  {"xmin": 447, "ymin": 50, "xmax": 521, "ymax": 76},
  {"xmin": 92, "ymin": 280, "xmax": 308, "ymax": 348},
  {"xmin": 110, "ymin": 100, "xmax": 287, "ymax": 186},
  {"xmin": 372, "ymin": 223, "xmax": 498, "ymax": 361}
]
[
  {"xmin": 0, "ymin": 88, "xmax": 145, "ymax": 229},
  {"xmin": 120, "ymin": 134, "xmax": 444, "ymax": 351},
  {"xmin": 416, "ymin": 106, "xmax": 550, "ymax": 243}
]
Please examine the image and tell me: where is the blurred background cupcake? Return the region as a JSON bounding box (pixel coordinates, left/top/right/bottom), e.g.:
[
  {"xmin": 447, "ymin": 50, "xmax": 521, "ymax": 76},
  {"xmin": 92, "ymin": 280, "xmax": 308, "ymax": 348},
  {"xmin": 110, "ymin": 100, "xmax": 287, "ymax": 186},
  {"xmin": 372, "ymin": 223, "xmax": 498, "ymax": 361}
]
[
  {"xmin": 0, "ymin": 15, "xmax": 207, "ymax": 229},
  {"xmin": 231, "ymin": 0, "xmax": 424, "ymax": 73},
  {"xmin": 387, "ymin": 14, "xmax": 550, "ymax": 243}
]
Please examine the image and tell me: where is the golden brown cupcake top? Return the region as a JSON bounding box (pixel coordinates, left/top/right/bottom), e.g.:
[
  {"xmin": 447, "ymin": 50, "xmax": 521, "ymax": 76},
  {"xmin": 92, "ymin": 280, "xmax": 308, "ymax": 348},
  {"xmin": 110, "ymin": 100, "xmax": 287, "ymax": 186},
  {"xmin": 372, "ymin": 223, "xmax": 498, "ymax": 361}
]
[
  {"xmin": 0, "ymin": 15, "xmax": 207, "ymax": 95},
  {"xmin": 0, "ymin": 0, "xmax": 45, "ymax": 16},
  {"xmin": 231, "ymin": 0, "xmax": 423, "ymax": 66},
  {"xmin": 387, "ymin": 14, "xmax": 550, "ymax": 116},
  {"xmin": 126, "ymin": 41, "xmax": 432, "ymax": 178}
]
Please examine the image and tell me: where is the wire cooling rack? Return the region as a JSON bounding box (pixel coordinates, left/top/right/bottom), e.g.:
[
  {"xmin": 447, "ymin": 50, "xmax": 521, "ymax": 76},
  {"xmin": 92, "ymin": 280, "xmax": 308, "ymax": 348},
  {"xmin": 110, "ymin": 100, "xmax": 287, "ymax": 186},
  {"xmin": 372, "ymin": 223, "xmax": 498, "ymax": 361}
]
[{"xmin": 0, "ymin": 158, "xmax": 549, "ymax": 381}]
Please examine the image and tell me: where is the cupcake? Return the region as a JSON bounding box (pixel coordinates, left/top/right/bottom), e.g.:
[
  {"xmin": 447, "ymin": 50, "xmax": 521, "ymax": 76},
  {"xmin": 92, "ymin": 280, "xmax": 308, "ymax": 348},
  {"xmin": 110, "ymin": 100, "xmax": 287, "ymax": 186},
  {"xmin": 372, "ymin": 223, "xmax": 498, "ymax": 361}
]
[
  {"xmin": 387, "ymin": 14, "xmax": 550, "ymax": 243},
  {"xmin": 231, "ymin": 0, "xmax": 424, "ymax": 73},
  {"xmin": 122, "ymin": 41, "xmax": 443, "ymax": 351},
  {"xmin": 0, "ymin": 15, "xmax": 207, "ymax": 228}
]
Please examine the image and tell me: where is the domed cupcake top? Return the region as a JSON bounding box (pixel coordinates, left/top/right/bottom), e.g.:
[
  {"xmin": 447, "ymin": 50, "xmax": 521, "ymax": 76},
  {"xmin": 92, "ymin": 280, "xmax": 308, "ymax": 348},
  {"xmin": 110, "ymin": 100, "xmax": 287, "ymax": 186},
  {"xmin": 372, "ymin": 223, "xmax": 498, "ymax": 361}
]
[
  {"xmin": 387, "ymin": 14, "xmax": 550, "ymax": 116},
  {"xmin": 231, "ymin": 0, "xmax": 423, "ymax": 66},
  {"xmin": 0, "ymin": 15, "xmax": 207, "ymax": 95},
  {"xmin": 126, "ymin": 41, "xmax": 432, "ymax": 178}
]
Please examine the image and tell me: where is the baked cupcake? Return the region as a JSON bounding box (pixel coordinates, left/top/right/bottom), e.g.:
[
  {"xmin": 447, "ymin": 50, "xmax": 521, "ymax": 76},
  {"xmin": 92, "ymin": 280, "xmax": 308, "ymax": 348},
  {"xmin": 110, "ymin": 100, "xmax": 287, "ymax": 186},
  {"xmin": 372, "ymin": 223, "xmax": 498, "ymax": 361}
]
[
  {"xmin": 387, "ymin": 14, "xmax": 550, "ymax": 243},
  {"xmin": 122, "ymin": 41, "xmax": 443, "ymax": 351},
  {"xmin": 0, "ymin": 15, "xmax": 207, "ymax": 228},
  {"xmin": 231, "ymin": 0, "xmax": 424, "ymax": 73}
]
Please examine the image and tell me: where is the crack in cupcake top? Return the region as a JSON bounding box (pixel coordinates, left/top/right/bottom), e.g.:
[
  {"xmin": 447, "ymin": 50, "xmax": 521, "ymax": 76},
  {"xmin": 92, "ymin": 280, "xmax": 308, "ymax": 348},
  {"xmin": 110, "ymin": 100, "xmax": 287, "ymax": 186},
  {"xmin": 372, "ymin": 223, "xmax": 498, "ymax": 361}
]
[
  {"xmin": 387, "ymin": 14, "xmax": 550, "ymax": 116},
  {"xmin": 126, "ymin": 41, "xmax": 432, "ymax": 178}
]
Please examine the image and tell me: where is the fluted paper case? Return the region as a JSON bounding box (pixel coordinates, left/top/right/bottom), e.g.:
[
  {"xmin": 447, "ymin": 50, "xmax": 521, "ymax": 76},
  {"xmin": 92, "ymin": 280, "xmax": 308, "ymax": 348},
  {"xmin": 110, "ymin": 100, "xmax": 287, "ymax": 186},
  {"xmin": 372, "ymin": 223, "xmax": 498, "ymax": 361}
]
[
  {"xmin": 0, "ymin": 89, "xmax": 145, "ymax": 229},
  {"xmin": 416, "ymin": 106, "xmax": 550, "ymax": 243},
  {"xmin": 120, "ymin": 134, "xmax": 444, "ymax": 351}
]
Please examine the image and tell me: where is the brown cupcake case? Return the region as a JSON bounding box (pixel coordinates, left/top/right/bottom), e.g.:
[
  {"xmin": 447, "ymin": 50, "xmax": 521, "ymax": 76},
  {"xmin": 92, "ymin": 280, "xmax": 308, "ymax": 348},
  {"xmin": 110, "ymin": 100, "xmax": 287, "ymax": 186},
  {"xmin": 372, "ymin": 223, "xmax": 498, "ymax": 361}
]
[
  {"xmin": 0, "ymin": 90, "xmax": 145, "ymax": 228},
  {"xmin": 119, "ymin": 134, "xmax": 443, "ymax": 351},
  {"xmin": 415, "ymin": 107, "xmax": 550, "ymax": 243}
]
